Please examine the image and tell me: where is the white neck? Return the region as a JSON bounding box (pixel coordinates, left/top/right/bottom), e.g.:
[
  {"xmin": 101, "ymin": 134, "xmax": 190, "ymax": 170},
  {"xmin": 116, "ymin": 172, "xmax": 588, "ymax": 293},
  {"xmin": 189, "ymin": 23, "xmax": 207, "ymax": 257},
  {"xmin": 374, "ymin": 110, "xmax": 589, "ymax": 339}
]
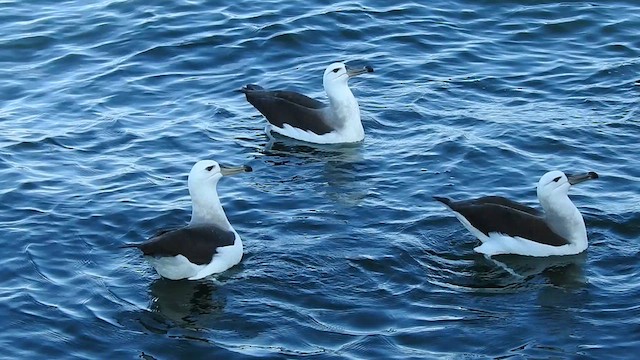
[
  {"xmin": 325, "ymin": 82, "xmax": 364, "ymax": 141},
  {"xmin": 189, "ymin": 186, "xmax": 232, "ymax": 230},
  {"xmin": 540, "ymin": 192, "xmax": 588, "ymax": 249}
]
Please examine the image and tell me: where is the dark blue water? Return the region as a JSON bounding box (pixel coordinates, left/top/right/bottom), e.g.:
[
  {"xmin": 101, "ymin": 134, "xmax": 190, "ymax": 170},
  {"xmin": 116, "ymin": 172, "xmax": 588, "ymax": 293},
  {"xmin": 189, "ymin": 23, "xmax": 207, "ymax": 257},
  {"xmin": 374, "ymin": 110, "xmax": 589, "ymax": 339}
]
[{"xmin": 1, "ymin": 0, "xmax": 639, "ymax": 358}]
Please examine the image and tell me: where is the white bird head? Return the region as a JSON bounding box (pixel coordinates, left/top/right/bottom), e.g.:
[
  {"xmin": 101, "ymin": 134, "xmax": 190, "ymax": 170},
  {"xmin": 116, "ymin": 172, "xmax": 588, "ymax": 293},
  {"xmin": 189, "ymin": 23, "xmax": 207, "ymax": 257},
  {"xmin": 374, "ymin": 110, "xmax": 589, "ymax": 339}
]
[
  {"xmin": 188, "ymin": 160, "xmax": 252, "ymax": 199},
  {"xmin": 536, "ymin": 170, "xmax": 598, "ymax": 201},
  {"xmin": 322, "ymin": 62, "xmax": 373, "ymax": 93}
]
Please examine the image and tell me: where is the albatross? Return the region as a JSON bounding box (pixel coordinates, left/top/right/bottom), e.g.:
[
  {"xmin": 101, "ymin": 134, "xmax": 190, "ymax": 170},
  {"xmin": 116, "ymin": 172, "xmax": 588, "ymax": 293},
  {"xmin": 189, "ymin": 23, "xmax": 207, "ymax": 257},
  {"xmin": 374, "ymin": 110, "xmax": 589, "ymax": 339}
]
[
  {"xmin": 434, "ymin": 170, "xmax": 599, "ymax": 257},
  {"xmin": 240, "ymin": 62, "xmax": 374, "ymax": 144},
  {"xmin": 123, "ymin": 160, "xmax": 252, "ymax": 280}
]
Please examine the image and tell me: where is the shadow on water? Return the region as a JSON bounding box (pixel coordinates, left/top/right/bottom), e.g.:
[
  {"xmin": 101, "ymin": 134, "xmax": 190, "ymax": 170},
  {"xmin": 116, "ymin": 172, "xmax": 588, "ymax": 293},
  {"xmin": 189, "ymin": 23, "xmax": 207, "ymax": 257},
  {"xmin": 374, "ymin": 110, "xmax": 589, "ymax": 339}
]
[
  {"xmin": 475, "ymin": 252, "xmax": 588, "ymax": 290},
  {"xmin": 145, "ymin": 278, "xmax": 226, "ymax": 329},
  {"xmin": 259, "ymin": 134, "xmax": 368, "ymax": 205},
  {"xmin": 261, "ymin": 131, "xmax": 363, "ymax": 162}
]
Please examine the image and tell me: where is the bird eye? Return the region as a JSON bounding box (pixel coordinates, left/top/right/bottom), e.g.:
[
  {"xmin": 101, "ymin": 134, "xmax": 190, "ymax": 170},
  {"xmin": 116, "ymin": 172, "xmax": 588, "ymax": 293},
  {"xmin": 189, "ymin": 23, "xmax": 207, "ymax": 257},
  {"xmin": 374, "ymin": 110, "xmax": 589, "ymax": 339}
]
[
  {"xmin": 552, "ymin": 176, "xmax": 561, "ymax": 182},
  {"xmin": 206, "ymin": 165, "xmax": 215, "ymax": 171},
  {"xmin": 332, "ymin": 68, "xmax": 340, "ymax": 73}
]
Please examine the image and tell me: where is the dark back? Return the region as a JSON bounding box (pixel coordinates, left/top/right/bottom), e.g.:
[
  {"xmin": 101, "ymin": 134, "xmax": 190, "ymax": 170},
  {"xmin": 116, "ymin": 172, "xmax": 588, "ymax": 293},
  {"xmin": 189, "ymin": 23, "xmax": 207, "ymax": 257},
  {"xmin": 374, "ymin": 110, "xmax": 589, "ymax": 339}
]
[
  {"xmin": 446, "ymin": 196, "xmax": 568, "ymax": 247},
  {"xmin": 460, "ymin": 196, "xmax": 541, "ymax": 216},
  {"xmin": 243, "ymin": 87, "xmax": 334, "ymax": 135},
  {"xmin": 139, "ymin": 225, "xmax": 236, "ymax": 265}
]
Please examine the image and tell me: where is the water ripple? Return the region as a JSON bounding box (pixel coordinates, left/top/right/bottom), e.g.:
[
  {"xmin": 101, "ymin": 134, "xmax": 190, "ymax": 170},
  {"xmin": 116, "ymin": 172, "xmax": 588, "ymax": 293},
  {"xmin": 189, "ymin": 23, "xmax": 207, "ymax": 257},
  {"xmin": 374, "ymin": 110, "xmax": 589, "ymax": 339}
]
[{"xmin": 1, "ymin": 0, "xmax": 639, "ymax": 358}]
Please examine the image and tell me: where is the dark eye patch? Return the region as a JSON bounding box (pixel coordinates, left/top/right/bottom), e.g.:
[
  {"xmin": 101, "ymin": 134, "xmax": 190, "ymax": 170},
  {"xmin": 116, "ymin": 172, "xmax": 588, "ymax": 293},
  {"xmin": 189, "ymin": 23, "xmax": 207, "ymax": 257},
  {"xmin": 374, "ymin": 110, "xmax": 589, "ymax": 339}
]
[
  {"xmin": 552, "ymin": 176, "xmax": 561, "ymax": 182},
  {"xmin": 206, "ymin": 165, "xmax": 215, "ymax": 171},
  {"xmin": 332, "ymin": 68, "xmax": 340, "ymax": 73}
]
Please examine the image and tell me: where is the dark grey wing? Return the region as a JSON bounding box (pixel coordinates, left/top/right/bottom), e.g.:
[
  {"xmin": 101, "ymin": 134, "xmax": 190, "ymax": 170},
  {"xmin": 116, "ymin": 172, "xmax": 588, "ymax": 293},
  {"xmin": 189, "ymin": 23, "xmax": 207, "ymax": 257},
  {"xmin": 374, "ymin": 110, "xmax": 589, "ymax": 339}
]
[
  {"xmin": 151, "ymin": 228, "xmax": 175, "ymax": 237},
  {"xmin": 462, "ymin": 196, "xmax": 541, "ymax": 216},
  {"xmin": 434, "ymin": 197, "xmax": 568, "ymax": 246},
  {"xmin": 241, "ymin": 85, "xmax": 334, "ymax": 135},
  {"xmin": 136, "ymin": 225, "xmax": 236, "ymax": 265}
]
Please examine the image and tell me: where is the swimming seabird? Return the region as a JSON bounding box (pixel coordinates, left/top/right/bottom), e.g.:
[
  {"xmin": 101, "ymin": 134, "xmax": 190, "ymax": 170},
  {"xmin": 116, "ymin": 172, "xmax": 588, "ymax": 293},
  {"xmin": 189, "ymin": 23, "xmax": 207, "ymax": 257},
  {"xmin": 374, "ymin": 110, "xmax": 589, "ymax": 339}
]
[
  {"xmin": 434, "ymin": 170, "xmax": 599, "ymax": 257},
  {"xmin": 240, "ymin": 62, "xmax": 374, "ymax": 144},
  {"xmin": 124, "ymin": 160, "xmax": 252, "ymax": 280}
]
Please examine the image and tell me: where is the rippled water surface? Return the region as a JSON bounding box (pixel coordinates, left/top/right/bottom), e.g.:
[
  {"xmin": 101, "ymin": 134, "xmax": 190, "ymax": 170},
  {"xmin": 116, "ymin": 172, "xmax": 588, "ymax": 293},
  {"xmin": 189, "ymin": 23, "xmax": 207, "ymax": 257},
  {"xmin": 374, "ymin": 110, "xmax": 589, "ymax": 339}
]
[{"xmin": 1, "ymin": 0, "xmax": 639, "ymax": 358}]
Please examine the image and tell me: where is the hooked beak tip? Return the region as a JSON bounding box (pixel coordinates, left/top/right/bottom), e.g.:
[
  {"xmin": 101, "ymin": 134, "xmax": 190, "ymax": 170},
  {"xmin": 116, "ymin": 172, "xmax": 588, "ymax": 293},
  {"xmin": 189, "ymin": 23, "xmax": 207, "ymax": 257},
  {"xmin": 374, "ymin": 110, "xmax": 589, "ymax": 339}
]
[
  {"xmin": 220, "ymin": 164, "xmax": 252, "ymax": 176},
  {"xmin": 567, "ymin": 171, "xmax": 599, "ymax": 185},
  {"xmin": 347, "ymin": 65, "xmax": 374, "ymax": 77}
]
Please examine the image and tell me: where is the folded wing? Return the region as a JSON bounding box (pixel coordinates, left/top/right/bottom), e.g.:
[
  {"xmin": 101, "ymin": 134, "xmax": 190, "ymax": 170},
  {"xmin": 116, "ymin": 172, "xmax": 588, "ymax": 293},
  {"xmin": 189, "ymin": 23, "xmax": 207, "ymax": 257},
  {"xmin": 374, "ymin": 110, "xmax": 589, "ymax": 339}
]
[{"xmin": 241, "ymin": 84, "xmax": 334, "ymax": 135}]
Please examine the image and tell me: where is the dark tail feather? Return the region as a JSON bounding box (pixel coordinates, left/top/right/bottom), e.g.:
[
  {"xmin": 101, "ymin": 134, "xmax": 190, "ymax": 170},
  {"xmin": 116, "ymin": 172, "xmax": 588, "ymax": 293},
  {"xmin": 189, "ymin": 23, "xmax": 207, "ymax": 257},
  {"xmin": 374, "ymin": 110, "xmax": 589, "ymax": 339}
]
[
  {"xmin": 119, "ymin": 243, "xmax": 141, "ymax": 249},
  {"xmin": 433, "ymin": 196, "xmax": 452, "ymax": 207},
  {"xmin": 239, "ymin": 84, "xmax": 264, "ymax": 93}
]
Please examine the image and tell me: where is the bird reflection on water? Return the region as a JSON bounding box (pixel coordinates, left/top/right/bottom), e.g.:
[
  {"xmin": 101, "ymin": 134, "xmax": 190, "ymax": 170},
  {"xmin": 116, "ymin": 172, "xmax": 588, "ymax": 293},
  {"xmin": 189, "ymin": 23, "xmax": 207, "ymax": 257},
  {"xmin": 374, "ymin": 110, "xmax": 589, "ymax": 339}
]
[
  {"xmin": 260, "ymin": 138, "xmax": 367, "ymax": 205},
  {"xmin": 477, "ymin": 252, "xmax": 588, "ymax": 290},
  {"xmin": 148, "ymin": 278, "xmax": 226, "ymax": 327}
]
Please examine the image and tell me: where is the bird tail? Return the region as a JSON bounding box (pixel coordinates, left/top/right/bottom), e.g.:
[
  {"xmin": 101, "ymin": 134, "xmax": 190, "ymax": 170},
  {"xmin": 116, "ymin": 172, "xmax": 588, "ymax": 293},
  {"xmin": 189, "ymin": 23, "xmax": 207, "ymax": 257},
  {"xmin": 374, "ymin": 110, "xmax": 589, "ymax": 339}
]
[
  {"xmin": 433, "ymin": 196, "xmax": 452, "ymax": 207},
  {"xmin": 119, "ymin": 243, "xmax": 140, "ymax": 249},
  {"xmin": 239, "ymin": 84, "xmax": 264, "ymax": 93}
]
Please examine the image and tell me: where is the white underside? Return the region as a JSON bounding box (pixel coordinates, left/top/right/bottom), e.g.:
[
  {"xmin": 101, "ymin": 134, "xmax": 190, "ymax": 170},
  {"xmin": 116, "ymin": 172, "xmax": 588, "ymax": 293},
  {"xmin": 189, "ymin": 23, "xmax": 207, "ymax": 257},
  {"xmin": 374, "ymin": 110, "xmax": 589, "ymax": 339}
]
[
  {"xmin": 268, "ymin": 123, "xmax": 364, "ymax": 144},
  {"xmin": 146, "ymin": 237, "xmax": 243, "ymax": 280},
  {"xmin": 451, "ymin": 211, "xmax": 587, "ymax": 257}
]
